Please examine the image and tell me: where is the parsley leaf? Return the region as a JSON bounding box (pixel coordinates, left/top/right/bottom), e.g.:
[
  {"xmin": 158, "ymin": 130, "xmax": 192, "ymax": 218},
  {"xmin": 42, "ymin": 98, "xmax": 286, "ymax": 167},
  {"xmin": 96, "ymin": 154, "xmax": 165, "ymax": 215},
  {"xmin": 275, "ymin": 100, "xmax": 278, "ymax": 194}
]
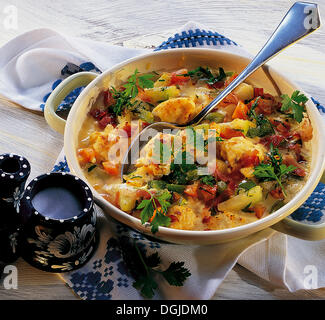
[
  {"xmin": 138, "ymin": 74, "xmax": 155, "ymax": 89},
  {"xmin": 109, "ymin": 69, "xmax": 155, "ymax": 116},
  {"xmin": 136, "ymin": 191, "xmax": 172, "ymax": 233},
  {"xmin": 185, "ymin": 66, "xmax": 226, "ymax": 84},
  {"xmin": 121, "ymin": 240, "xmax": 191, "ymax": 299},
  {"xmin": 200, "ymin": 175, "xmax": 216, "ymax": 186},
  {"xmin": 281, "ymin": 90, "xmax": 308, "ymax": 123},
  {"xmin": 253, "ymin": 144, "xmax": 296, "ymax": 196},
  {"xmin": 160, "ymin": 262, "xmax": 192, "ymax": 286}
]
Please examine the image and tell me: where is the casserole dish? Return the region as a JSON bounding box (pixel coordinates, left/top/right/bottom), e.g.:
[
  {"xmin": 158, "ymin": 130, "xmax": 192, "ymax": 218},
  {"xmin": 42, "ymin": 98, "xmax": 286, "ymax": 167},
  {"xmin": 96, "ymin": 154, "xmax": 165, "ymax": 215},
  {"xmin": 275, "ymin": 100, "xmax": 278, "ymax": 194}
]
[{"xmin": 45, "ymin": 48, "xmax": 325, "ymax": 244}]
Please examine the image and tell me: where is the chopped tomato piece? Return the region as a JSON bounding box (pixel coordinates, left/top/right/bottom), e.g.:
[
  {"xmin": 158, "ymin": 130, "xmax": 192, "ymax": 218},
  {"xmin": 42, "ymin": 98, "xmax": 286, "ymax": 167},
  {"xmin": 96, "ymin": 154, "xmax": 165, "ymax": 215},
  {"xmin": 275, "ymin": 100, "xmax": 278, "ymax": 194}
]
[
  {"xmin": 169, "ymin": 215, "xmax": 179, "ymax": 223},
  {"xmin": 224, "ymin": 74, "xmax": 238, "ymax": 86},
  {"xmin": 78, "ymin": 148, "xmax": 96, "ymax": 164},
  {"xmin": 170, "ymin": 69, "xmax": 190, "ymax": 85},
  {"xmin": 123, "ymin": 123, "xmax": 132, "ymax": 137},
  {"xmin": 253, "ymin": 204, "xmax": 266, "ymax": 219},
  {"xmin": 232, "ymin": 101, "xmax": 249, "ymax": 120},
  {"xmin": 202, "ymin": 216, "xmax": 211, "ymax": 224},
  {"xmin": 184, "ymin": 184, "xmax": 198, "ymax": 198},
  {"xmin": 238, "ymin": 150, "xmax": 260, "ymax": 168},
  {"xmin": 198, "ymin": 185, "xmax": 217, "ymax": 203},
  {"xmin": 136, "ymin": 189, "xmax": 152, "ymax": 200},
  {"xmin": 270, "ymin": 187, "xmax": 284, "ymax": 200},
  {"xmin": 220, "ymin": 127, "xmax": 244, "ymax": 139},
  {"xmin": 102, "ymin": 162, "xmax": 119, "ymax": 176},
  {"xmin": 254, "ymin": 87, "xmax": 264, "ymax": 97},
  {"xmin": 218, "ymin": 93, "xmax": 238, "ymax": 108}
]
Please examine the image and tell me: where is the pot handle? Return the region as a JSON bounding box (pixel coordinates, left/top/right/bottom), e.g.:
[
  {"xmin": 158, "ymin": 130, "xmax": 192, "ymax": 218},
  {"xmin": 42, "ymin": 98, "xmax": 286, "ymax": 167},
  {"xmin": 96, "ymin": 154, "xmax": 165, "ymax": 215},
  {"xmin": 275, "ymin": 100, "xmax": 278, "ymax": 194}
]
[
  {"xmin": 271, "ymin": 171, "xmax": 325, "ymax": 241},
  {"xmin": 44, "ymin": 72, "xmax": 98, "ymax": 135}
]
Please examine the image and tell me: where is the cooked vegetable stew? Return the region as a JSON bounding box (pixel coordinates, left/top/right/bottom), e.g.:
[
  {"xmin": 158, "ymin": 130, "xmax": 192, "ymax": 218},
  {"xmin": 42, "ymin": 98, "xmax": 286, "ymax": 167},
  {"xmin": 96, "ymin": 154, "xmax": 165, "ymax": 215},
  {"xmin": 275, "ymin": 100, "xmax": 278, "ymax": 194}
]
[{"xmin": 78, "ymin": 67, "xmax": 313, "ymax": 233}]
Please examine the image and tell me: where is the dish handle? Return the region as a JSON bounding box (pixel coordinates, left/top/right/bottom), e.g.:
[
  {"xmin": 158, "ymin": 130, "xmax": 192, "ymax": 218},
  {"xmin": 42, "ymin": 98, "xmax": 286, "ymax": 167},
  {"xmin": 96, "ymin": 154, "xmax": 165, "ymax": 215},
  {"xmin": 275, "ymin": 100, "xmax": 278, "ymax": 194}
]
[
  {"xmin": 44, "ymin": 72, "xmax": 98, "ymax": 134},
  {"xmin": 271, "ymin": 171, "xmax": 325, "ymax": 241}
]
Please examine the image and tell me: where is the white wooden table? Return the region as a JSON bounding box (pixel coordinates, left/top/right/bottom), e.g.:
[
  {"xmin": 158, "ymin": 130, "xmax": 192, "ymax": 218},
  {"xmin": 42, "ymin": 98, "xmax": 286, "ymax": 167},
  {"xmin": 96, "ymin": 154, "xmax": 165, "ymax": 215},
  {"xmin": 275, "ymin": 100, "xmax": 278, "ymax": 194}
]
[{"xmin": 0, "ymin": 0, "xmax": 325, "ymax": 300}]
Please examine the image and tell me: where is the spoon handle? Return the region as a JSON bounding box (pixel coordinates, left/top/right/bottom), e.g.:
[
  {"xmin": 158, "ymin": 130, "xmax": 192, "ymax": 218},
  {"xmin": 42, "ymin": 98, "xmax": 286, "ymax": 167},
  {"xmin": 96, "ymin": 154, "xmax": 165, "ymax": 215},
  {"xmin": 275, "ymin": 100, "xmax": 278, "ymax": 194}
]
[{"xmin": 187, "ymin": 1, "xmax": 320, "ymax": 126}]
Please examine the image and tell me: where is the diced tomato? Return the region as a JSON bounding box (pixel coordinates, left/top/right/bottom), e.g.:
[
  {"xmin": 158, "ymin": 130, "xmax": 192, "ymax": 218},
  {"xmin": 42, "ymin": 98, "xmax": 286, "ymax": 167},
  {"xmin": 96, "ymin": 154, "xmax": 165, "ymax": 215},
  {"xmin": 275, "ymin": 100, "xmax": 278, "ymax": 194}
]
[
  {"xmin": 123, "ymin": 123, "xmax": 132, "ymax": 138},
  {"xmin": 184, "ymin": 184, "xmax": 198, "ymax": 198},
  {"xmin": 136, "ymin": 189, "xmax": 152, "ymax": 200},
  {"xmin": 224, "ymin": 74, "xmax": 238, "ymax": 86},
  {"xmin": 102, "ymin": 162, "xmax": 119, "ymax": 176},
  {"xmin": 270, "ymin": 187, "xmax": 284, "ymax": 200},
  {"xmin": 220, "ymin": 127, "xmax": 244, "ymax": 139},
  {"xmin": 170, "ymin": 69, "xmax": 190, "ymax": 85},
  {"xmin": 142, "ymin": 122, "xmax": 150, "ymax": 129},
  {"xmin": 98, "ymin": 114, "xmax": 117, "ymax": 129},
  {"xmin": 254, "ymin": 88, "xmax": 264, "ymax": 98},
  {"xmin": 238, "ymin": 150, "xmax": 260, "ymax": 168},
  {"xmin": 232, "ymin": 101, "xmax": 249, "ymax": 120},
  {"xmin": 78, "ymin": 148, "xmax": 96, "ymax": 164},
  {"xmin": 137, "ymin": 88, "xmax": 152, "ymax": 103},
  {"xmin": 169, "ymin": 215, "xmax": 179, "ymax": 223},
  {"xmin": 218, "ymin": 93, "xmax": 238, "ymax": 108},
  {"xmin": 103, "ymin": 90, "xmax": 115, "ymax": 107},
  {"xmin": 198, "ymin": 185, "xmax": 217, "ymax": 203},
  {"xmin": 202, "ymin": 216, "xmax": 211, "ymax": 224},
  {"xmin": 253, "ymin": 204, "xmax": 266, "ymax": 219}
]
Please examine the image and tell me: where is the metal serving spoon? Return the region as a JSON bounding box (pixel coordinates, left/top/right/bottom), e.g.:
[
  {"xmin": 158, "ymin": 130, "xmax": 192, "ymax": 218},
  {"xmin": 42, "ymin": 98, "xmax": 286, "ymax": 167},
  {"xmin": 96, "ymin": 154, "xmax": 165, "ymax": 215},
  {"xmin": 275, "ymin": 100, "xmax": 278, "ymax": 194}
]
[{"xmin": 121, "ymin": 1, "xmax": 320, "ymax": 179}]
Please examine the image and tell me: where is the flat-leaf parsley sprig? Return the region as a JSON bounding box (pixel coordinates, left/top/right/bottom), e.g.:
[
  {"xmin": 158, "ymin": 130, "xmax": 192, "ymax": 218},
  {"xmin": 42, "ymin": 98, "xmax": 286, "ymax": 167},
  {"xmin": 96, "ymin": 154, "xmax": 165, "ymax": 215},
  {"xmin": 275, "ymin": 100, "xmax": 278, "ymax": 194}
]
[
  {"xmin": 137, "ymin": 191, "xmax": 172, "ymax": 234},
  {"xmin": 253, "ymin": 144, "xmax": 296, "ymax": 196},
  {"xmin": 119, "ymin": 237, "xmax": 191, "ymax": 299},
  {"xmin": 281, "ymin": 90, "xmax": 308, "ymax": 123},
  {"xmin": 110, "ymin": 69, "xmax": 155, "ymax": 116}
]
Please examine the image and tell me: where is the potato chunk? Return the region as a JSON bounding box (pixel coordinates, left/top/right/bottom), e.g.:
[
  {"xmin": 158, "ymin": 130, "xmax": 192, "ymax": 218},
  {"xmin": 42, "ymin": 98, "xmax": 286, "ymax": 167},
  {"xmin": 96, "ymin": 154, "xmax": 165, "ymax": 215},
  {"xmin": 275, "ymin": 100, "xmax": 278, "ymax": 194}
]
[
  {"xmin": 218, "ymin": 186, "xmax": 263, "ymax": 212},
  {"xmin": 152, "ymin": 97, "xmax": 196, "ymax": 124},
  {"xmin": 233, "ymin": 83, "xmax": 254, "ymax": 101},
  {"xmin": 220, "ymin": 136, "xmax": 266, "ymax": 168}
]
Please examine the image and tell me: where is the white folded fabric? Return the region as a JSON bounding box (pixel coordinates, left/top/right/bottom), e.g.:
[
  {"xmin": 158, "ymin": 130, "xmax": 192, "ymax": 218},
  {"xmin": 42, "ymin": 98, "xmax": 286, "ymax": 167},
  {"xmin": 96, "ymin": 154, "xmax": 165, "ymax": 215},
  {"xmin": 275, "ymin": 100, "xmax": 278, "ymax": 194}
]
[{"xmin": 1, "ymin": 23, "xmax": 324, "ymax": 300}]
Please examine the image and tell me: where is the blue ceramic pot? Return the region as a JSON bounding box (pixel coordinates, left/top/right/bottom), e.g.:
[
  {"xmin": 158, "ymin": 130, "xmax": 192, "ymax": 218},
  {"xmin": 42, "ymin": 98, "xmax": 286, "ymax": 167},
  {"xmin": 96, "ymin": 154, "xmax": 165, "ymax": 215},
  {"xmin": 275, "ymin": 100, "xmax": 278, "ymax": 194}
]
[
  {"xmin": 0, "ymin": 153, "xmax": 31, "ymax": 262},
  {"xmin": 19, "ymin": 172, "xmax": 98, "ymax": 272}
]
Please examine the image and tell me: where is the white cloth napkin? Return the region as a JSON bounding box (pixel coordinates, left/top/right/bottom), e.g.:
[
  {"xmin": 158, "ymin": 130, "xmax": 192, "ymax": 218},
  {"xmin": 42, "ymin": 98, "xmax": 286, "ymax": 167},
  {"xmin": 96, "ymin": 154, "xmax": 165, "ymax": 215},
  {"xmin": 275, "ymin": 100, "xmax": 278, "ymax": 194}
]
[{"xmin": 1, "ymin": 22, "xmax": 325, "ymax": 299}]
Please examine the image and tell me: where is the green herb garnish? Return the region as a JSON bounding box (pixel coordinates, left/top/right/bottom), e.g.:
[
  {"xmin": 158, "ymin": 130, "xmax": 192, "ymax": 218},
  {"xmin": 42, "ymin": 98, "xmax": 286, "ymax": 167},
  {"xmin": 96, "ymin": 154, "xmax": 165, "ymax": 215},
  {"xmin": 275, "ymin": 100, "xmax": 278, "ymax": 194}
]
[
  {"xmin": 281, "ymin": 90, "xmax": 308, "ymax": 123},
  {"xmin": 253, "ymin": 144, "xmax": 296, "ymax": 196},
  {"xmin": 137, "ymin": 191, "xmax": 172, "ymax": 234},
  {"xmin": 110, "ymin": 69, "xmax": 155, "ymax": 116},
  {"xmin": 247, "ymin": 97, "xmax": 274, "ymax": 138},
  {"xmin": 200, "ymin": 175, "xmax": 216, "ymax": 187},
  {"xmin": 132, "ymin": 242, "xmax": 191, "ymax": 298}
]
